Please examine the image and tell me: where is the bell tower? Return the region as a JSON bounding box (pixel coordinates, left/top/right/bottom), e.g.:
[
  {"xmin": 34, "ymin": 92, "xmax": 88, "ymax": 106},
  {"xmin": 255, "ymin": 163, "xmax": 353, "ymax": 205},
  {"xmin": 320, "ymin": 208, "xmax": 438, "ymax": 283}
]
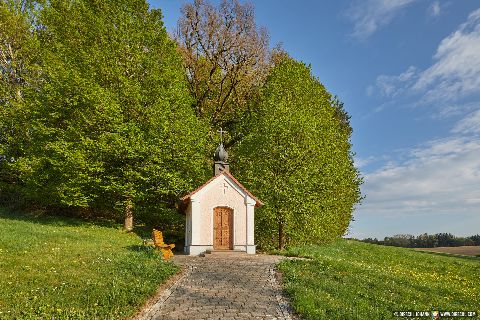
[{"xmin": 213, "ymin": 128, "xmax": 229, "ymax": 176}]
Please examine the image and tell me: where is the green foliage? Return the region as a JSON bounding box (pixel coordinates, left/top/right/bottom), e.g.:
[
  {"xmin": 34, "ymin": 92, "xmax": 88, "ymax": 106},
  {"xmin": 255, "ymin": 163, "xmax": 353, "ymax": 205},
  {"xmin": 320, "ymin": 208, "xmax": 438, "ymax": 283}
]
[
  {"xmin": 7, "ymin": 0, "xmax": 210, "ymax": 223},
  {"xmin": 1, "ymin": 0, "xmax": 363, "ymax": 249},
  {"xmin": 0, "ymin": 207, "xmax": 178, "ymax": 319},
  {"xmin": 278, "ymin": 240, "xmax": 480, "ymax": 320},
  {"xmin": 234, "ymin": 58, "xmax": 362, "ymax": 249},
  {"xmin": 0, "ymin": 1, "xmax": 41, "ymax": 201}
]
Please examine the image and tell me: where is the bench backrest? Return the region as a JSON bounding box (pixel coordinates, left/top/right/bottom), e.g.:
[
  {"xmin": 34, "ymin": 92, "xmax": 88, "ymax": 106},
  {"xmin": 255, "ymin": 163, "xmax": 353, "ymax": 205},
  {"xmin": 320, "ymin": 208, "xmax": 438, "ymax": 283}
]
[{"xmin": 152, "ymin": 229, "xmax": 165, "ymax": 246}]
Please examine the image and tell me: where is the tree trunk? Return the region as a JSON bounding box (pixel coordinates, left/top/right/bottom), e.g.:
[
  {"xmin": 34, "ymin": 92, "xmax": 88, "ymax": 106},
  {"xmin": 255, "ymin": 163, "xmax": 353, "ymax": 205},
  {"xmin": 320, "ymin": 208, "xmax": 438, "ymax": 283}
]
[
  {"xmin": 278, "ymin": 220, "xmax": 285, "ymax": 250},
  {"xmin": 124, "ymin": 197, "xmax": 134, "ymax": 231}
]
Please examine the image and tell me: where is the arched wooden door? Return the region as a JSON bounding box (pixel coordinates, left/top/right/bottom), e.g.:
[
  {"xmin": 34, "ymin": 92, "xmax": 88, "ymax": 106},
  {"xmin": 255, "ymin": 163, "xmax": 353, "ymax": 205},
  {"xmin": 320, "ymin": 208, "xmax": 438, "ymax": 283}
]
[{"xmin": 213, "ymin": 207, "xmax": 233, "ymax": 250}]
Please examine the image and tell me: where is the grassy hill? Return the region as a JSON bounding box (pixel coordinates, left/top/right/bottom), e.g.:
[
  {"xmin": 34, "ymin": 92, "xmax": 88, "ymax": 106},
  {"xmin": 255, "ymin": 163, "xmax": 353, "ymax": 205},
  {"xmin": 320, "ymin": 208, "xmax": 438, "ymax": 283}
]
[
  {"xmin": 279, "ymin": 240, "xmax": 479, "ymax": 320},
  {"xmin": 0, "ymin": 207, "xmax": 178, "ymax": 319}
]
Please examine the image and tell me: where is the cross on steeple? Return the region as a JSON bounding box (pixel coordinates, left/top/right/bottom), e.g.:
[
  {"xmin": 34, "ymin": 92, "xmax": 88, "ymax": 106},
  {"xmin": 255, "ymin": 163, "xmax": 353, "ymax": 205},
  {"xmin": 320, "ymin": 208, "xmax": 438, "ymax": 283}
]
[{"xmin": 218, "ymin": 128, "xmax": 227, "ymax": 145}]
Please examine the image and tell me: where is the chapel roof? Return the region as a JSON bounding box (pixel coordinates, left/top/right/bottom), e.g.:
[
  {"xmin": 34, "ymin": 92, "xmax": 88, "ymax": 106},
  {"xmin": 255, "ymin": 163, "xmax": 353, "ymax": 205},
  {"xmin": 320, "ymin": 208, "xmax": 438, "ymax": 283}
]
[{"xmin": 180, "ymin": 171, "xmax": 263, "ymax": 208}]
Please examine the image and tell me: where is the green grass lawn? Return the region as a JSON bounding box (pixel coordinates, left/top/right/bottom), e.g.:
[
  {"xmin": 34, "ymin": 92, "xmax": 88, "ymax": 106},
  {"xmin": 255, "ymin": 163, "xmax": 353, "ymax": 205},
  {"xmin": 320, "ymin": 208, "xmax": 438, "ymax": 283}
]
[
  {"xmin": 278, "ymin": 240, "xmax": 479, "ymax": 320},
  {"xmin": 0, "ymin": 207, "xmax": 178, "ymax": 319}
]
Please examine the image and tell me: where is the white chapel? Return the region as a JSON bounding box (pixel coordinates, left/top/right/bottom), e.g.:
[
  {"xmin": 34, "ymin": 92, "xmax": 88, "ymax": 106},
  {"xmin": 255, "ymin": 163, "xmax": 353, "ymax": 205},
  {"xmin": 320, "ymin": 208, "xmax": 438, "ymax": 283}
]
[{"xmin": 180, "ymin": 134, "xmax": 262, "ymax": 255}]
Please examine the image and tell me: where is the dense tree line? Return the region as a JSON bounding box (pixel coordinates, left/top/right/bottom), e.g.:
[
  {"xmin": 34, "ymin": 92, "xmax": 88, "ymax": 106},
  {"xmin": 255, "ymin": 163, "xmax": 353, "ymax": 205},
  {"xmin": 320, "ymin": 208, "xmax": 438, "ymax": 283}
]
[
  {"xmin": 0, "ymin": 0, "xmax": 210, "ymax": 233},
  {"xmin": 0, "ymin": 0, "xmax": 362, "ymax": 249},
  {"xmin": 360, "ymin": 233, "xmax": 480, "ymax": 248}
]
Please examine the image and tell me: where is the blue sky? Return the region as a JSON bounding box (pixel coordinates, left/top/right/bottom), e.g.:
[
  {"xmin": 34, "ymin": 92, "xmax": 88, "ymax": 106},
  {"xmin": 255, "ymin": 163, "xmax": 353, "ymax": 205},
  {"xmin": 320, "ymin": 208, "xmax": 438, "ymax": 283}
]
[{"xmin": 151, "ymin": 0, "xmax": 480, "ymax": 239}]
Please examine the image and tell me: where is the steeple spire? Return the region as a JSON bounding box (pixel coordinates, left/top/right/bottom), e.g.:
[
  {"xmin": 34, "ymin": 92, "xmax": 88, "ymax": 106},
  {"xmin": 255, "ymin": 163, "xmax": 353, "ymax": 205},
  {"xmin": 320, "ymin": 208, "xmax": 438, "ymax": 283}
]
[{"xmin": 213, "ymin": 128, "xmax": 229, "ymax": 175}]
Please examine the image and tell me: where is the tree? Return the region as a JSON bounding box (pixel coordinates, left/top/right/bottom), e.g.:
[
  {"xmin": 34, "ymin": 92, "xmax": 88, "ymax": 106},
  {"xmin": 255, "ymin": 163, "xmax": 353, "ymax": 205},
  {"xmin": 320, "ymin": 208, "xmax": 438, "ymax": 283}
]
[
  {"xmin": 0, "ymin": 1, "xmax": 38, "ymax": 104},
  {"xmin": 435, "ymin": 233, "xmax": 456, "ymax": 247},
  {"xmin": 0, "ymin": 1, "xmax": 41, "ymax": 202},
  {"xmin": 469, "ymin": 234, "xmax": 480, "ymax": 246},
  {"xmin": 414, "ymin": 233, "xmax": 438, "ymax": 248},
  {"xmin": 234, "ymin": 57, "xmax": 362, "ymax": 250},
  {"xmin": 384, "ymin": 234, "xmax": 415, "ymax": 247},
  {"xmin": 175, "ymin": 0, "xmax": 270, "ymax": 142},
  {"xmin": 15, "ymin": 0, "xmax": 210, "ymax": 229}
]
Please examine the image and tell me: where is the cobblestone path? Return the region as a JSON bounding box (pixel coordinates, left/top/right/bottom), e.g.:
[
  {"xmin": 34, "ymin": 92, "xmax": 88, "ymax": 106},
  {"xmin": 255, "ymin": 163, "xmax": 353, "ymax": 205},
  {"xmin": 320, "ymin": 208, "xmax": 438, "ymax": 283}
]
[{"xmin": 137, "ymin": 253, "xmax": 295, "ymax": 320}]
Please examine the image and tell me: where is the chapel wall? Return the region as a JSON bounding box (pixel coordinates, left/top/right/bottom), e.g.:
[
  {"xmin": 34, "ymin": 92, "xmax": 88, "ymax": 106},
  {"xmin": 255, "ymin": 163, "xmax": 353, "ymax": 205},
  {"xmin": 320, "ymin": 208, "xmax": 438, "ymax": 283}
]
[
  {"xmin": 185, "ymin": 203, "xmax": 192, "ymax": 246},
  {"xmin": 197, "ymin": 176, "xmax": 247, "ymax": 246}
]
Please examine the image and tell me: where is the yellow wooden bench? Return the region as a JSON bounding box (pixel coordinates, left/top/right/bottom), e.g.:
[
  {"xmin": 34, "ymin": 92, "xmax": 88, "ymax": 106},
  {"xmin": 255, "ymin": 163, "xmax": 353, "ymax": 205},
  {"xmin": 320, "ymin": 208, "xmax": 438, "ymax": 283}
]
[{"xmin": 152, "ymin": 229, "xmax": 175, "ymax": 260}]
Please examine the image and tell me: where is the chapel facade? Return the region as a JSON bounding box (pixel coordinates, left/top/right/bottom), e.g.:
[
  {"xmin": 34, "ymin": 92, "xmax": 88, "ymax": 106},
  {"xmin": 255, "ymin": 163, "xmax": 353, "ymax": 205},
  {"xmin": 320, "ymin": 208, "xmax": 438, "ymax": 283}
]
[{"xmin": 181, "ymin": 137, "xmax": 262, "ymax": 255}]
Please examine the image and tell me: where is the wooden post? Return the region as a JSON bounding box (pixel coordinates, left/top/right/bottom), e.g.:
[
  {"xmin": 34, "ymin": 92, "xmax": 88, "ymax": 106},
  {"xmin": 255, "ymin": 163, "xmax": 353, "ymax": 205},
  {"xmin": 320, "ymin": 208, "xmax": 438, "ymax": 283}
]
[
  {"xmin": 124, "ymin": 197, "xmax": 134, "ymax": 231},
  {"xmin": 278, "ymin": 220, "xmax": 285, "ymax": 250}
]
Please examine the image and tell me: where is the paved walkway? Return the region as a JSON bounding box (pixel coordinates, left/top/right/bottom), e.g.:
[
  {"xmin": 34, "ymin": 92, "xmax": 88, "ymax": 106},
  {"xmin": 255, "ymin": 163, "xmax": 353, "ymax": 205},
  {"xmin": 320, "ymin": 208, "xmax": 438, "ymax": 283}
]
[{"xmin": 137, "ymin": 253, "xmax": 295, "ymax": 320}]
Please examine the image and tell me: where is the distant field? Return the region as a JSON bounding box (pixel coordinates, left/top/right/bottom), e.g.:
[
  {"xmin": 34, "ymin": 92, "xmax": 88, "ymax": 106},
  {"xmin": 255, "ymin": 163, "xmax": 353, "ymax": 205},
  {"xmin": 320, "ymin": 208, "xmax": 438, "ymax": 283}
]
[
  {"xmin": 415, "ymin": 246, "xmax": 480, "ymax": 256},
  {"xmin": 0, "ymin": 208, "xmax": 178, "ymax": 319},
  {"xmin": 279, "ymin": 240, "xmax": 479, "ymax": 320}
]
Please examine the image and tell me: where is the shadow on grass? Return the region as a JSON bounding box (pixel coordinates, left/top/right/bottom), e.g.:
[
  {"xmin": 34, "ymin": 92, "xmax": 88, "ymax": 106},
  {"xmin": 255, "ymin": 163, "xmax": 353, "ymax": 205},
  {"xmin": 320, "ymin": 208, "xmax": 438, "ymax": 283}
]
[
  {"xmin": 125, "ymin": 244, "xmax": 155, "ymax": 253},
  {"xmin": 125, "ymin": 246, "xmax": 186, "ymax": 262},
  {"xmin": 0, "ymin": 206, "xmax": 119, "ymax": 229},
  {"xmin": 131, "ymin": 223, "xmax": 185, "ymax": 252},
  {"xmin": 131, "ymin": 224, "xmax": 155, "ymax": 239},
  {"xmin": 0, "ymin": 206, "xmax": 185, "ymax": 251}
]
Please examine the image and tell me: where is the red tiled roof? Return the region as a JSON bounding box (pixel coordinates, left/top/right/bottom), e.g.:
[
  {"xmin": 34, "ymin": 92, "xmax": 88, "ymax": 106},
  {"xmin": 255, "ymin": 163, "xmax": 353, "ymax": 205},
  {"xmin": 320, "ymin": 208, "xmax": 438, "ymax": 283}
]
[{"xmin": 180, "ymin": 171, "xmax": 263, "ymax": 208}]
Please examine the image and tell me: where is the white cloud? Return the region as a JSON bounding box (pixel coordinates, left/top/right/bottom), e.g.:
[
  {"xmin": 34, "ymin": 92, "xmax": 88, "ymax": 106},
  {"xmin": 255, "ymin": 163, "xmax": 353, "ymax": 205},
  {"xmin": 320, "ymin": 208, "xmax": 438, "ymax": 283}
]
[
  {"xmin": 428, "ymin": 1, "xmax": 441, "ymax": 17},
  {"xmin": 346, "ymin": 0, "xmax": 418, "ymax": 40},
  {"xmin": 376, "ymin": 66, "xmax": 418, "ymax": 97},
  {"xmin": 431, "ymin": 102, "xmax": 478, "ymax": 119},
  {"xmin": 413, "ymin": 9, "xmax": 480, "ymax": 103},
  {"xmin": 354, "ymin": 155, "xmax": 377, "ymax": 168},
  {"xmin": 451, "ymin": 109, "xmax": 480, "ymax": 134},
  {"xmin": 358, "ymin": 132, "xmax": 480, "ymax": 216},
  {"xmin": 410, "ymin": 135, "xmax": 480, "ymax": 160},
  {"xmin": 370, "ymin": 8, "xmax": 480, "ymax": 113}
]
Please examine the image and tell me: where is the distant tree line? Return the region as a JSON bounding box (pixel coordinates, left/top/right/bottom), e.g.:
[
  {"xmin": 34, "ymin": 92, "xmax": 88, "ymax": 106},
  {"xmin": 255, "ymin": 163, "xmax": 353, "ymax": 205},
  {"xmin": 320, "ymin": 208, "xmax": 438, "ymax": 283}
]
[{"xmin": 360, "ymin": 233, "xmax": 480, "ymax": 248}]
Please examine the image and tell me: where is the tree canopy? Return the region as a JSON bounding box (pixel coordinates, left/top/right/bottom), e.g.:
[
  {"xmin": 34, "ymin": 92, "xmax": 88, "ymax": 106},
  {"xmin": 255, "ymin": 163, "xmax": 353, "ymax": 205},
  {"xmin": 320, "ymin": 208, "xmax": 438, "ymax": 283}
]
[
  {"xmin": 234, "ymin": 57, "xmax": 362, "ymax": 249},
  {"xmin": 1, "ymin": 0, "xmax": 210, "ymax": 229},
  {"xmin": 0, "ymin": 1, "xmax": 41, "ymax": 199},
  {"xmin": 176, "ymin": 0, "xmax": 270, "ymax": 146},
  {"xmin": 1, "ymin": 0, "xmax": 362, "ymax": 247}
]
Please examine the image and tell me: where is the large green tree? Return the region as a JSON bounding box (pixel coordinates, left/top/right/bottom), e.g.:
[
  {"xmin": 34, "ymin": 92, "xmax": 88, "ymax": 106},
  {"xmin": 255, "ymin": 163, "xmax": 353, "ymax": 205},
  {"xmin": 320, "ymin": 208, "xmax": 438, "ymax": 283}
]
[
  {"xmin": 0, "ymin": 1, "xmax": 40, "ymax": 201},
  {"xmin": 13, "ymin": 0, "xmax": 210, "ymax": 229},
  {"xmin": 234, "ymin": 57, "xmax": 362, "ymax": 250}
]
